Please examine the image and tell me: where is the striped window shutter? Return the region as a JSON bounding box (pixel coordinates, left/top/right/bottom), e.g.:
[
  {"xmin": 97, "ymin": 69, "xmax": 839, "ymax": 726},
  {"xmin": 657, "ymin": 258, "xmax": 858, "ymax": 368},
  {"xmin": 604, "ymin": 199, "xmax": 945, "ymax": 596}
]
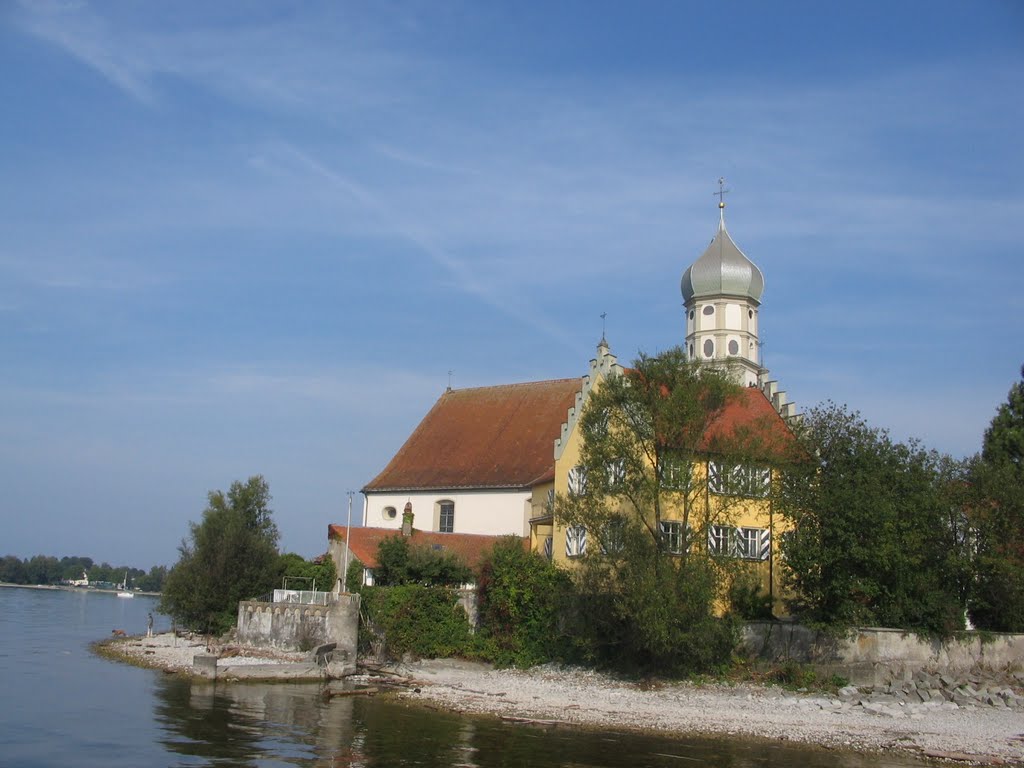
[
  {"xmin": 543, "ymin": 536, "xmax": 553, "ymax": 560},
  {"xmin": 565, "ymin": 526, "xmax": 587, "ymax": 557},
  {"xmin": 708, "ymin": 461, "xmax": 724, "ymax": 494},
  {"xmin": 758, "ymin": 528, "xmax": 771, "ymax": 561}
]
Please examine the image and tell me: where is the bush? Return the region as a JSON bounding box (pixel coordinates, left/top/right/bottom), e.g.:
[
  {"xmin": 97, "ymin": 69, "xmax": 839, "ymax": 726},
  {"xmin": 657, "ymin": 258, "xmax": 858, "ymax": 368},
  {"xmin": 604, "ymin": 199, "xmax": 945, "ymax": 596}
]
[
  {"xmin": 476, "ymin": 538, "xmax": 572, "ymax": 667},
  {"xmin": 374, "ymin": 536, "xmax": 471, "ymax": 587},
  {"xmin": 569, "ymin": 541, "xmax": 739, "ymax": 676},
  {"xmin": 345, "ymin": 557, "xmax": 365, "ymax": 594},
  {"xmin": 360, "ymin": 585, "xmax": 473, "ymax": 660},
  {"xmin": 727, "ymin": 567, "xmax": 774, "ymax": 620}
]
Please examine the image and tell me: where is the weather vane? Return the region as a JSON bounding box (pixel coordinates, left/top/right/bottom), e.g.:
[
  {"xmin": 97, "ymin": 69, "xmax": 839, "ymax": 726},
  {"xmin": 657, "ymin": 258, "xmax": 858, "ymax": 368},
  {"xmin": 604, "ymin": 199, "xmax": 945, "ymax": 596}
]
[
  {"xmin": 447, "ymin": 369, "xmax": 454, "ymax": 390},
  {"xmin": 714, "ymin": 177, "xmax": 730, "ymax": 208},
  {"xmin": 600, "ymin": 312, "xmax": 607, "ymax": 342}
]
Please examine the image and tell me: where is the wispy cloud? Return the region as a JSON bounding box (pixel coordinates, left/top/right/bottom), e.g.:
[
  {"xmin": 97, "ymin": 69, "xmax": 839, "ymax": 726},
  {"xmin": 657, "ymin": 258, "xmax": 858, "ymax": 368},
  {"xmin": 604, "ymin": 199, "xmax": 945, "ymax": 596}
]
[{"xmin": 16, "ymin": 0, "xmax": 157, "ymax": 103}]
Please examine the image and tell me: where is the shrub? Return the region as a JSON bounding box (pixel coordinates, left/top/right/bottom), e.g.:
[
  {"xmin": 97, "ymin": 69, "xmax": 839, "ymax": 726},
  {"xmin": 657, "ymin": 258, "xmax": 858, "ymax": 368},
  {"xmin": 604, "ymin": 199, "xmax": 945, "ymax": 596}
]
[
  {"xmin": 476, "ymin": 537, "xmax": 573, "ymax": 667},
  {"xmin": 360, "ymin": 584, "xmax": 473, "ymax": 660},
  {"xmin": 374, "ymin": 536, "xmax": 471, "ymax": 587}
]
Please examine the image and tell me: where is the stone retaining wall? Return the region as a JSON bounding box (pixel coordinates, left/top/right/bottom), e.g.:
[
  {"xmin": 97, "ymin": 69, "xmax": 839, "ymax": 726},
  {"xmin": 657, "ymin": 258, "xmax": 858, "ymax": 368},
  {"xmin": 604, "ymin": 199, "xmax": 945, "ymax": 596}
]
[
  {"xmin": 236, "ymin": 594, "xmax": 359, "ymax": 661},
  {"xmin": 741, "ymin": 621, "xmax": 1024, "ymax": 685}
]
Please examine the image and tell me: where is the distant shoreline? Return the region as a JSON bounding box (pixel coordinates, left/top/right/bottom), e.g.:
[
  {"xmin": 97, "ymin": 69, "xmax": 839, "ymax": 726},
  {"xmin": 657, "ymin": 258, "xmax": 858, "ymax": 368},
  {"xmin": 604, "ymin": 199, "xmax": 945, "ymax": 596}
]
[{"xmin": 0, "ymin": 582, "xmax": 160, "ymax": 597}]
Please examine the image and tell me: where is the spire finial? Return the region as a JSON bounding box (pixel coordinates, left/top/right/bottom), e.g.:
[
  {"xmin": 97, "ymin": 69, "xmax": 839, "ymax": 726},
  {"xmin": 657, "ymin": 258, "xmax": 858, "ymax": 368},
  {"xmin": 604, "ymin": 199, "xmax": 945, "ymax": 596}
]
[
  {"xmin": 714, "ymin": 177, "xmax": 730, "ymax": 226},
  {"xmin": 599, "ymin": 312, "xmax": 608, "ymax": 347},
  {"xmin": 714, "ymin": 177, "xmax": 730, "ymax": 208}
]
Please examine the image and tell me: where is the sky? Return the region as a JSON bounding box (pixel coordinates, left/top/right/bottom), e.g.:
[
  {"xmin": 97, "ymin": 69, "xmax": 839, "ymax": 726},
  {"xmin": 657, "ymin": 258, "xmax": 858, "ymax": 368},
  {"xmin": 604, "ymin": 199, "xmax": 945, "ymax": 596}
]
[{"xmin": 2, "ymin": 1, "xmax": 1022, "ymax": 569}]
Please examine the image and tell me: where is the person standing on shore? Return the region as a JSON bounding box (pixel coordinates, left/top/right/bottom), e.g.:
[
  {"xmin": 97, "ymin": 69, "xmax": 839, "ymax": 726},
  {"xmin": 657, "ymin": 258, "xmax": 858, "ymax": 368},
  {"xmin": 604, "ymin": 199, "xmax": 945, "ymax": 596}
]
[{"xmin": 147, "ymin": 612, "xmax": 153, "ymax": 638}]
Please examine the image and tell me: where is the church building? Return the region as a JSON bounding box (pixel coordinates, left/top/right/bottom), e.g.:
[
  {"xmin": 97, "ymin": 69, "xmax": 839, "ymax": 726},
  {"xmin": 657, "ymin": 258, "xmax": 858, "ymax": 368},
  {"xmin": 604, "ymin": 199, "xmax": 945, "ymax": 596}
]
[{"xmin": 335, "ymin": 190, "xmax": 797, "ymax": 602}]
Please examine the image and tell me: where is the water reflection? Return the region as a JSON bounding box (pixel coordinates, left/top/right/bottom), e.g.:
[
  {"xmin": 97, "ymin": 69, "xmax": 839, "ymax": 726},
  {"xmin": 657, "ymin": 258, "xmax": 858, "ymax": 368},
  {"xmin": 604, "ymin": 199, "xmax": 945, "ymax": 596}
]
[{"xmin": 152, "ymin": 677, "xmax": 930, "ymax": 768}]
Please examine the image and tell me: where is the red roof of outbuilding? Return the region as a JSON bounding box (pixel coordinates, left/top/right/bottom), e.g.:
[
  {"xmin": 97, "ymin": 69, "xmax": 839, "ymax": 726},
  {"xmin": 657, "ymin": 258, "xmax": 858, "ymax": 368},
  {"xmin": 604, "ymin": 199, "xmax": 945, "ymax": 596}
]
[
  {"xmin": 362, "ymin": 379, "xmax": 582, "ymax": 492},
  {"xmin": 328, "ymin": 525, "xmax": 522, "ymax": 569}
]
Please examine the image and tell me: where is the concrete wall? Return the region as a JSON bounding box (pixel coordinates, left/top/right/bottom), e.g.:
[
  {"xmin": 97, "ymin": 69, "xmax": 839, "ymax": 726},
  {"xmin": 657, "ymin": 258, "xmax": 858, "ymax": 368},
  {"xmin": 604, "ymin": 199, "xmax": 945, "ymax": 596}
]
[
  {"xmin": 740, "ymin": 621, "xmax": 1024, "ymax": 685},
  {"xmin": 236, "ymin": 594, "xmax": 360, "ymax": 661}
]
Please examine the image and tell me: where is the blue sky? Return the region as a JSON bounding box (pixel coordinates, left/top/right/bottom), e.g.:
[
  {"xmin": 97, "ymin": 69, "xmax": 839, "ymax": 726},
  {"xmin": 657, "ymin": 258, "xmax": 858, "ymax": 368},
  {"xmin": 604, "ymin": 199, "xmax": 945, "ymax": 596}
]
[{"xmin": 2, "ymin": 1, "xmax": 1022, "ymax": 569}]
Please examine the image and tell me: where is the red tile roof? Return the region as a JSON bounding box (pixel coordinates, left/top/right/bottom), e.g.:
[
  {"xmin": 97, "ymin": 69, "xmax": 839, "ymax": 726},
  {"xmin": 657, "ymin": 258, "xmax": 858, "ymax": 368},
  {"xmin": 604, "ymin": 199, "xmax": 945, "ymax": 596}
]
[
  {"xmin": 702, "ymin": 387, "xmax": 796, "ymax": 460},
  {"xmin": 328, "ymin": 524, "xmax": 523, "ymax": 569},
  {"xmin": 363, "ymin": 379, "xmax": 582, "ymax": 492}
]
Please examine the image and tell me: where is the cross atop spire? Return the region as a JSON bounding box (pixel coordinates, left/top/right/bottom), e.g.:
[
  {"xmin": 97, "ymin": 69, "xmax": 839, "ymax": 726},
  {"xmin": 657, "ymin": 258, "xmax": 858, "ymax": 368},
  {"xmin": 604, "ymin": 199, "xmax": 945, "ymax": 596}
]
[{"xmin": 714, "ymin": 177, "xmax": 730, "ymax": 209}]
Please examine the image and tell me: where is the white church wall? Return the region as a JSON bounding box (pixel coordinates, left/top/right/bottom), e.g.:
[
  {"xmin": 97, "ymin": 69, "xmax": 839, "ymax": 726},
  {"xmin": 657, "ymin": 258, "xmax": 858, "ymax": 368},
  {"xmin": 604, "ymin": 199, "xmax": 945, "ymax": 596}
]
[{"xmin": 363, "ymin": 489, "xmax": 531, "ymax": 537}]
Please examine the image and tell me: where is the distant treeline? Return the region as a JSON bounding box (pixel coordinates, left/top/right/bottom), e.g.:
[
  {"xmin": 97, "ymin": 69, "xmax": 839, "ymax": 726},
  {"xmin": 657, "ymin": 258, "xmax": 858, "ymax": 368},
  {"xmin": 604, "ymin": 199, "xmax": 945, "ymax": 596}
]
[{"xmin": 0, "ymin": 555, "xmax": 167, "ymax": 592}]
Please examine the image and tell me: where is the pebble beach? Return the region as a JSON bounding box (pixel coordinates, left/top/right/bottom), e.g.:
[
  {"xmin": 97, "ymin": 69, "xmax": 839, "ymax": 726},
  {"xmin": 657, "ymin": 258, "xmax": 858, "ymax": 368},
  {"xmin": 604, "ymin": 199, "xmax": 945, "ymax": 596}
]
[{"xmin": 104, "ymin": 633, "xmax": 1024, "ymax": 765}]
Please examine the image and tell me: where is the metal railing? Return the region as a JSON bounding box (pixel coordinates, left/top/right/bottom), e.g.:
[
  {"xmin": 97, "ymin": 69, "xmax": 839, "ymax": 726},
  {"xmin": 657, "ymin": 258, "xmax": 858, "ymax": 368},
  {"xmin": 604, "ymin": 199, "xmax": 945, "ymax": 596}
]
[{"xmin": 272, "ymin": 588, "xmax": 333, "ymax": 606}]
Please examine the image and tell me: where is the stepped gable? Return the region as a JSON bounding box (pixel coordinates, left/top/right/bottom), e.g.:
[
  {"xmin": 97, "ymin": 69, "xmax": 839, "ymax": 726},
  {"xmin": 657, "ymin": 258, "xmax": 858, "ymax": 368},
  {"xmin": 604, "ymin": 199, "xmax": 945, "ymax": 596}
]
[
  {"xmin": 363, "ymin": 378, "xmax": 582, "ymax": 492},
  {"xmin": 328, "ymin": 525, "xmax": 523, "ymax": 569}
]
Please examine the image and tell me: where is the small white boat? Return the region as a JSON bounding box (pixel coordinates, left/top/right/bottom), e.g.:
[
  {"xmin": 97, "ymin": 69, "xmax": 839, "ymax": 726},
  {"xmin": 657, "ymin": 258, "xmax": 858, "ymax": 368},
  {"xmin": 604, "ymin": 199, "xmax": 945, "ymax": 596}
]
[{"xmin": 117, "ymin": 572, "xmax": 134, "ymax": 598}]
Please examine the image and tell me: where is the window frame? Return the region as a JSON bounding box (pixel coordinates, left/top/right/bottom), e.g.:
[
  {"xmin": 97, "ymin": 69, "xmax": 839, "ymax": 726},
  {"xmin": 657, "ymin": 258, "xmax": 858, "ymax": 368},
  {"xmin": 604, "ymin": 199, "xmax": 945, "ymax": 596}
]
[
  {"xmin": 438, "ymin": 500, "xmax": 455, "ymax": 533},
  {"xmin": 660, "ymin": 520, "xmax": 688, "ymax": 555},
  {"xmin": 707, "ymin": 524, "xmax": 734, "ymax": 557},
  {"xmin": 708, "ymin": 462, "xmax": 771, "ymax": 498}
]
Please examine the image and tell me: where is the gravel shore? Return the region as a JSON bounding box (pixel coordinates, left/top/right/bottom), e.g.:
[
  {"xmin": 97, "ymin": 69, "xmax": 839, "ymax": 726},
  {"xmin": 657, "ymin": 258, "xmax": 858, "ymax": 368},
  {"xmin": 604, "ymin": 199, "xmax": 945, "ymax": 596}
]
[
  {"xmin": 103, "ymin": 634, "xmax": 1024, "ymax": 765},
  {"xmin": 386, "ymin": 660, "xmax": 1024, "ymax": 766}
]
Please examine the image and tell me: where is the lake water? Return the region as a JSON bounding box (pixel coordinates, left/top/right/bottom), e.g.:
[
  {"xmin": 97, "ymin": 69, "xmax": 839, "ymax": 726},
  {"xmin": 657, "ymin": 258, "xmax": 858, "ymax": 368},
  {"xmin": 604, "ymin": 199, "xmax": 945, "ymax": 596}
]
[{"xmin": 0, "ymin": 586, "xmax": 930, "ymax": 767}]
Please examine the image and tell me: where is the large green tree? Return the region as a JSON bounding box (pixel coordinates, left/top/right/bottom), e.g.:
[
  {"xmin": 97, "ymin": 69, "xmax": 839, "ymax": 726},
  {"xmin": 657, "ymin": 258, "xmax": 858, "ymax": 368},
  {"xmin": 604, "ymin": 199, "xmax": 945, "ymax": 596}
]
[
  {"xmin": 778, "ymin": 403, "xmax": 971, "ymax": 635},
  {"xmin": 969, "ymin": 365, "xmax": 1024, "ymax": 631},
  {"xmin": 159, "ymin": 475, "xmax": 280, "ymax": 635},
  {"xmin": 556, "ymin": 347, "xmax": 747, "ymax": 674}
]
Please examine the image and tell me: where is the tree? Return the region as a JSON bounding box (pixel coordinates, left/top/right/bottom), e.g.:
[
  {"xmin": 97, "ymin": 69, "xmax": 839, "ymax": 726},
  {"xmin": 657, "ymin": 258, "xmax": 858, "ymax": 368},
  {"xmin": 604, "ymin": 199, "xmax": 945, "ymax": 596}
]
[
  {"xmin": 969, "ymin": 365, "xmax": 1024, "ymax": 631},
  {"xmin": 556, "ymin": 347, "xmax": 747, "ymax": 674},
  {"xmin": 777, "ymin": 403, "xmax": 971, "ymax": 636},
  {"xmin": 275, "ymin": 552, "xmax": 337, "ymax": 594},
  {"xmin": 159, "ymin": 476, "xmax": 280, "ymax": 635},
  {"xmin": 372, "ymin": 535, "xmax": 472, "ymax": 587},
  {"xmin": 135, "ymin": 565, "xmax": 168, "ymax": 593},
  {"xmin": 475, "ymin": 537, "xmax": 572, "ymax": 667}
]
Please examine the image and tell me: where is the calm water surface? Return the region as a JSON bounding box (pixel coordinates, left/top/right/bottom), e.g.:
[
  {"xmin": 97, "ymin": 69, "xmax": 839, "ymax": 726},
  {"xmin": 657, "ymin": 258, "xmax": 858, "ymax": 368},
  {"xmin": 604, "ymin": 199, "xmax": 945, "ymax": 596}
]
[{"xmin": 0, "ymin": 586, "xmax": 930, "ymax": 767}]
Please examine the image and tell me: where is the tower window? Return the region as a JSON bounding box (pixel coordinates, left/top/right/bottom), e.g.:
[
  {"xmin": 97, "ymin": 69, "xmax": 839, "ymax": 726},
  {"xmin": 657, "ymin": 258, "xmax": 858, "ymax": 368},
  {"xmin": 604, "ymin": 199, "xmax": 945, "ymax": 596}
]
[
  {"xmin": 703, "ymin": 339, "xmax": 714, "ymax": 358},
  {"xmin": 728, "ymin": 340, "xmax": 739, "ymax": 355},
  {"xmin": 689, "ymin": 344, "xmax": 694, "ymax": 357},
  {"xmin": 748, "ymin": 309, "xmax": 754, "ymax": 319},
  {"xmin": 702, "ymin": 305, "xmax": 715, "ymax": 316},
  {"xmin": 688, "ymin": 310, "xmax": 694, "ymax": 320}
]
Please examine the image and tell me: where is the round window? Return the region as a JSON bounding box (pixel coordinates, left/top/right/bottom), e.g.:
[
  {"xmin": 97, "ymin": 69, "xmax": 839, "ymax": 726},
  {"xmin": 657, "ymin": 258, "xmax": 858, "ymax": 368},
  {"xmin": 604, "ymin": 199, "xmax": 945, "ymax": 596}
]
[
  {"xmin": 688, "ymin": 309, "xmax": 694, "ymax": 320},
  {"xmin": 702, "ymin": 305, "xmax": 714, "ymax": 316},
  {"xmin": 728, "ymin": 340, "xmax": 739, "ymax": 355},
  {"xmin": 689, "ymin": 344, "xmax": 694, "ymax": 357},
  {"xmin": 748, "ymin": 309, "xmax": 753, "ymax": 319},
  {"xmin": 383, "ymin": 506, "xmax": 397, "ymax": 520},
  {"xmin": 703, "ymin": 339, "xmax": 714, "ymax": 358}
]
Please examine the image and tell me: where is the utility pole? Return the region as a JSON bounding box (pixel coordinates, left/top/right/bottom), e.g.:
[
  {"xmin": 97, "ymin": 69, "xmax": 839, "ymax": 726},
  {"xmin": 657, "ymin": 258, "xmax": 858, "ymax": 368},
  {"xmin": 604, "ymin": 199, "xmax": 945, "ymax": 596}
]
[{"xmin": 343, "ymin": 490, "xmax": 354, "ymax": 591}]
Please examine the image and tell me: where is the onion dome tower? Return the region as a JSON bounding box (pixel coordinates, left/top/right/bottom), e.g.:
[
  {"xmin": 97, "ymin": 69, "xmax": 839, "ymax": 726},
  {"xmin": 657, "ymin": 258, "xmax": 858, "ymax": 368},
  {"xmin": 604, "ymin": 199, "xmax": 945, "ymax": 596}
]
[{"xmin": 681, "ymin": 179, "xmax": 764, "ymax": 387}]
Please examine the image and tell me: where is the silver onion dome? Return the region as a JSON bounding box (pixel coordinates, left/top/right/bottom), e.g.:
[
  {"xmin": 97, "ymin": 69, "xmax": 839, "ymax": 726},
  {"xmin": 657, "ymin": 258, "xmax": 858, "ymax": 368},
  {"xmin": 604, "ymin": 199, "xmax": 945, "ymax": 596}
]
[{"xmin": 681, "ymin": 211, "xmax": 764, "ymax": 304}]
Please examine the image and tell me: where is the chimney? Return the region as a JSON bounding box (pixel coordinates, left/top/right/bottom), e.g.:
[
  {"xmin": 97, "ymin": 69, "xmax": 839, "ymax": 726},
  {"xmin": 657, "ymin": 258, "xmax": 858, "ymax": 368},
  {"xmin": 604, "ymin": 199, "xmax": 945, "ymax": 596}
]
[{"xmin": 402, "ymin": 502, "xmax": 414, "ymax": 537}]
